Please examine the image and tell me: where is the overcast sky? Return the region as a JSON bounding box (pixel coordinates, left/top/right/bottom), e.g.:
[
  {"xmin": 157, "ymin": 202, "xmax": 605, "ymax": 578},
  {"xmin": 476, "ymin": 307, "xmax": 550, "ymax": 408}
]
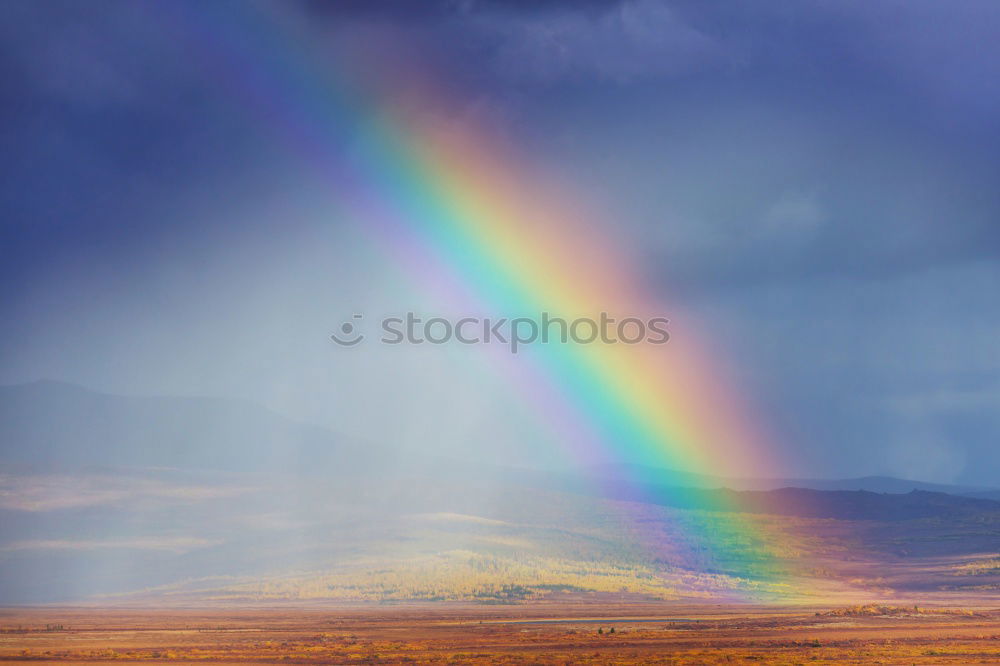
[{"xmin": 2, "ymin": 0, "xmax": 999, "ymax": 483}]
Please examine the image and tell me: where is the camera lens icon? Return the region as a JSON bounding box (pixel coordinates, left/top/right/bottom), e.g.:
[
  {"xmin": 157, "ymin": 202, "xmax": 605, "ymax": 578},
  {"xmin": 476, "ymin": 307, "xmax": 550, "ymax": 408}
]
[{"xmin": 331, "ymin": 314, "xmax": 365, "ymax": 346}]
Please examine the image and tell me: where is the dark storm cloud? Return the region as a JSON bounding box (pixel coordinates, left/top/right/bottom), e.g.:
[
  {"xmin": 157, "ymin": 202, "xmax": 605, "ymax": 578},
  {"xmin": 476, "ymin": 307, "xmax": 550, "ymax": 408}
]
[
  {"xmin": 0, "ymin": 1, "xmax": 298, "ymax": 303},
  {"xmin": 287, "ymin": 0, "xmax": 1000, "ymax": 292},
  {"xmin": 1, "ymin": 0, "xmax": 998, "ymax": 482},
  {"xmin": 430, "ymin": 0, "xmax": 1000, "ymax": 290},
  {"xmin": 3, "ymin": 0, "xmax": 999, "ymax": 297},
  {"xmin": 296, "ymin": 0, "xmax": 617, "ymax": 19}
]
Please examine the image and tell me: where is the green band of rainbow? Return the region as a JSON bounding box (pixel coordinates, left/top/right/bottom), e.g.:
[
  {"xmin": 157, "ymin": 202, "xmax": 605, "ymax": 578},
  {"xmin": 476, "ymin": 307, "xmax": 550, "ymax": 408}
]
[{"xmin": 164, "ymin": 3, "xmax": 798, "ymax": 595}]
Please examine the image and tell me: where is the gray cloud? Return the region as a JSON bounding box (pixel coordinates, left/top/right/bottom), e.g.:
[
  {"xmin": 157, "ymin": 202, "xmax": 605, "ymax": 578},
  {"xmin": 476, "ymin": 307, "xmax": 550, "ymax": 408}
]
[{"xmin": 487, "ymin": 0, "xmax": 725, "ymax": 83}]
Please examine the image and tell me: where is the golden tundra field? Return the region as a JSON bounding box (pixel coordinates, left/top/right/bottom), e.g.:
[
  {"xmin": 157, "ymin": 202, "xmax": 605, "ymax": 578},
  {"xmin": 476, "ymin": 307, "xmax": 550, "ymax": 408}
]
[{"xmin": 3, "ymin": 602, "xmax": 1000, "ymax": 665}]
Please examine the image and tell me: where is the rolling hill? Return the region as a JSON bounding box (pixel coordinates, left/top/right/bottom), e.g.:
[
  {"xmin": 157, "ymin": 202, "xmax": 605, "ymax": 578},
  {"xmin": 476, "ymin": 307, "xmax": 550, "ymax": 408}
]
[{"xmin": 2, "ymin": 381, "xmax": 1000, "ymax": 605}]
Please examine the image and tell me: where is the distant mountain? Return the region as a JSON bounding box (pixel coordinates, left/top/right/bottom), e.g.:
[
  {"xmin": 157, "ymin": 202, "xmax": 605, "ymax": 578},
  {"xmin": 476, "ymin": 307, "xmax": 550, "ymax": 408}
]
[
  {"xmin": 580, "ymin": 463, "xmax": 997, "ymax": 496},
  {"xmin": 962, "ymin": 490, "xmax": 1000, "ymax": 502},
  {"xmin": 4, "ymin": 381, "xmax": 992, "ymax": 497},
  {"xmin": 4, "ymin": 469, "xmax": 997, "ymax": 604},
  {"xmin": 727, "ymin": 475, "xmax": 997, "ymax": 495},
  {"xmin": 5, "ymin": 380, "xmax": 1000, "ymax": 605},
  {"xmin": 340, "ymin": 457, "xmax": 1000, "ymax": 522},
  {"xmin": 0, "ymin": 380, "xmax": 360, "ymax": 473},
  {"xmin": 640, "ymin": 487, "xmax": 1000, "ymax": 521}
]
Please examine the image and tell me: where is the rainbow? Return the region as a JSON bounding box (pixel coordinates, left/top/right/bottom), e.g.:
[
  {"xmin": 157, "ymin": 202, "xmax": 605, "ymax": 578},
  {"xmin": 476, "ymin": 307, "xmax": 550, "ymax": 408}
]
[{"xmin": 167, "ymin": 4, "xmax": 797, "ymax": 595}]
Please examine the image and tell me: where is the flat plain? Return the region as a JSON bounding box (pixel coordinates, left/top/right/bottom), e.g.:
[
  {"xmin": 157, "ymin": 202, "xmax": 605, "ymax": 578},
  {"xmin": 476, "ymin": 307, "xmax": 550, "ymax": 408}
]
[{"xmin": 3, "ymin": 601, "xmax": 1000, "ymax": 665}]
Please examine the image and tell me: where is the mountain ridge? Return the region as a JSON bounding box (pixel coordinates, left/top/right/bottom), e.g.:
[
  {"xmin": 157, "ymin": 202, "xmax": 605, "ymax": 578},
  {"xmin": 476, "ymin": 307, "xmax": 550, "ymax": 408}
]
[{"xmin": 2, "ymin": 380, "xmax": 994, "ymax": 495}]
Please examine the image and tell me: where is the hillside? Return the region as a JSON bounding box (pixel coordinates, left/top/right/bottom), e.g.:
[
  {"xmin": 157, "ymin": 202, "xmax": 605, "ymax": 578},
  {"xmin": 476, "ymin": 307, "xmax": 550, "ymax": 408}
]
[
  {"xmin": 655, "ymin": 487, "xmax": 1000, "ymax": 521},
  {"xmin": 2, "ymin": 382, "xmax": 1000, "ymax": 605}
]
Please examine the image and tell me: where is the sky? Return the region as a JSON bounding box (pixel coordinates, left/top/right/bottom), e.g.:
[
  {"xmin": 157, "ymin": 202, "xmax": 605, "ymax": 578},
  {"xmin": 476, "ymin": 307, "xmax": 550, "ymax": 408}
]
[{"xmin": 1, "ymin": 0, "xmax": 999, "ymax": 483}]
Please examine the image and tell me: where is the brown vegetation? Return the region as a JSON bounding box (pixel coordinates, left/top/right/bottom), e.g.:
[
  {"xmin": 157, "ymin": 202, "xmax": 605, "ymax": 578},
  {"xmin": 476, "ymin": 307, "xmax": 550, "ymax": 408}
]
[
  {"xmin": 820, "ymin": 604, "xmax": 980, "ymax": 617},
  {"xmin": 2, "ymin": 603, "xmax": 1000, "ymax": 664}
]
